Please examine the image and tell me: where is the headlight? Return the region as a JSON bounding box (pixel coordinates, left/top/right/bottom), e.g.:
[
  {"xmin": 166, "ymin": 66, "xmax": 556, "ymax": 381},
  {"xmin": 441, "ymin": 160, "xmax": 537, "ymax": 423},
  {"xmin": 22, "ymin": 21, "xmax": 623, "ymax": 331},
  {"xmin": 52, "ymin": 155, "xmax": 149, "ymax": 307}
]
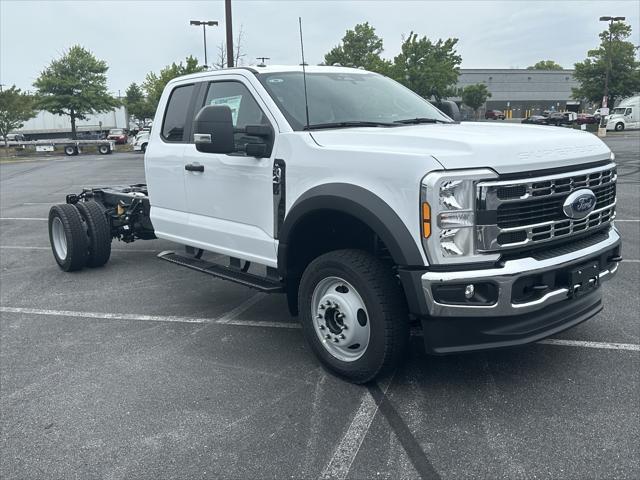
[{"xmin": 420, "ymin": 169, "xmax": 500, "ymax": 265}]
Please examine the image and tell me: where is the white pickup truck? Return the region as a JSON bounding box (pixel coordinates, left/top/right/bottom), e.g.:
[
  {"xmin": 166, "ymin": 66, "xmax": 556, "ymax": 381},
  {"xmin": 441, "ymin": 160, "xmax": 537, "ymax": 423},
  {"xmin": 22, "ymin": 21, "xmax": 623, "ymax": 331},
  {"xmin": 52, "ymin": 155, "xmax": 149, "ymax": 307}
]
[{"xmin": 47, "ymin": 66, "xmax": 621, "ymax": 383}]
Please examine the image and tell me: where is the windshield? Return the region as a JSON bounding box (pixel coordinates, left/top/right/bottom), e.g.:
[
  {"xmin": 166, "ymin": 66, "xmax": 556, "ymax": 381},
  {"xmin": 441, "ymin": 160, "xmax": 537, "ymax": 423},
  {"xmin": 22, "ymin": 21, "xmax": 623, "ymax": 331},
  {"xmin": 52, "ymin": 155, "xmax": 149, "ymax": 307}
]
[
  {"xmin": 612, "ymin": 108, "xmax": 626, "ymax": 115},
  {"xmin": 110, "ymin": 129, "xmax": 123, "ymax": 134},
  {"xmin": 258, "ymin": 71, "xmax": 451, "ymax": 130}
]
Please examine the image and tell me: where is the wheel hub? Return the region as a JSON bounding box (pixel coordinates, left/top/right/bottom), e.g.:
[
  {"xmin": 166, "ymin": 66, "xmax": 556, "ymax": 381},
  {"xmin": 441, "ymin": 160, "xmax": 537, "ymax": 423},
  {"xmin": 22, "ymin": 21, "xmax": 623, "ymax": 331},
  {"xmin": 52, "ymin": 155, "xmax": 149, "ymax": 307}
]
[{"xmin": 311, "ymin": 277, "xmax": 370, "ymax": 362}]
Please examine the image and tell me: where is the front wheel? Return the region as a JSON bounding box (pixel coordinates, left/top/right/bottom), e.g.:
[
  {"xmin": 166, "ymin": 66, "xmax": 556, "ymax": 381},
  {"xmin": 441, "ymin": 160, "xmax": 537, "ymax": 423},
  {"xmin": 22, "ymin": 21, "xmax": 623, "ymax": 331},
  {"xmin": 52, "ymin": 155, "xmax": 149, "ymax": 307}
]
[
  {"xmin": 299, "ymin": 249, "xmax": 409, "ymax": 383},
  {"xmin": 615, "ymin": 122, "xmax": 624, "ymax": 132}
]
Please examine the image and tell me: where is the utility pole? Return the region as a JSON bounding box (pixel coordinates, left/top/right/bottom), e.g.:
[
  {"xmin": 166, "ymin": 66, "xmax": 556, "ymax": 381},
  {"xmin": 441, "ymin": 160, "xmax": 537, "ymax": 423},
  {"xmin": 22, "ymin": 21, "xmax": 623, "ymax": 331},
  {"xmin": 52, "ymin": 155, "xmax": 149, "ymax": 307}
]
[
  {"xmin": 256, "ymin": 57, "xmax": 270, "ymax": 66},
  {"xmin": 225, "ymin": 0, "xmax": 234, "ymax": 68},
  {"xmin": 190, "ymin": 20, "xmax": 219, "ymax": 68},
  {"xmin": 598, "ymin": 15, "xmax": 625, "ymax": 127}
]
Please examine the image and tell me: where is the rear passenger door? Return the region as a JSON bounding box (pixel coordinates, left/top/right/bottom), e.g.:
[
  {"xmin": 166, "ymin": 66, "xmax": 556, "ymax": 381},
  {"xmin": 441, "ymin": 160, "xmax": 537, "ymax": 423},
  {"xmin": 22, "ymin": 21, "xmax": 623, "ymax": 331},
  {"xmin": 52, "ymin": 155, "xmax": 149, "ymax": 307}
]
[
  {"xmin": 145, "ymin": 82, "xmax": 198, "ymax": 244},
  {"xmin": 183, "ymin": 76, "xmax": 278, "ymax": 267}
]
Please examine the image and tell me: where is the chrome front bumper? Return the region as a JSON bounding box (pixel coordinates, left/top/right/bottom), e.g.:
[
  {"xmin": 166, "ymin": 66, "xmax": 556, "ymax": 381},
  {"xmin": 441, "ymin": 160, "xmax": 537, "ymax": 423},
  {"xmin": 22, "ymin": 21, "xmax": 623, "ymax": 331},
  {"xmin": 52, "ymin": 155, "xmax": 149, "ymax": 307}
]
[{"xmin": 421, "ymin": 228, "xmax": 621, "ymax": 317}]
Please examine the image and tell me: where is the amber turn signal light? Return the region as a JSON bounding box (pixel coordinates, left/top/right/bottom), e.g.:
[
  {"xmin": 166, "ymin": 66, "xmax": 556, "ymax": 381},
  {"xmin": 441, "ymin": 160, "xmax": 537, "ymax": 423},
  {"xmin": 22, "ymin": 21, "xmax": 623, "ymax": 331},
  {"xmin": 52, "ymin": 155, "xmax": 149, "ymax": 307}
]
[{"xmin": 422, "ymin": 202, "xmax": 431, "ymax": 238}]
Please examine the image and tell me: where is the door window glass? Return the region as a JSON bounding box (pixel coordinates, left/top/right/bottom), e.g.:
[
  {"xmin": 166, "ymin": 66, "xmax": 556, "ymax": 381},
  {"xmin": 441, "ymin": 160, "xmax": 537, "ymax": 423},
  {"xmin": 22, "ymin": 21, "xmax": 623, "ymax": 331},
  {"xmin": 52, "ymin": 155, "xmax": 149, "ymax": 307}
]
[
  {"xmin": 162, "ymin": 84, "xmax": 195, "ymax": 142},
  {"xmin": 204, "ymin": 82, "xmax": 269, "ymax": 129}
]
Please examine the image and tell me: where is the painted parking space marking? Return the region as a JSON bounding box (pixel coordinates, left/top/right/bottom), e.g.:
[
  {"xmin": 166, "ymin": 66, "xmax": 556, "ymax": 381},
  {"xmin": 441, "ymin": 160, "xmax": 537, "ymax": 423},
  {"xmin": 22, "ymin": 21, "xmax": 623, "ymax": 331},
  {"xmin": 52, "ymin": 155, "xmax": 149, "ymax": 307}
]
[
  {"xmin": 538, "ymin": 339, "xmax": 640, "ymax": 351},
  {"xmin": 0, "ymin": 217, "xmax": 47, "ymax": 221},
  {"xmin": 0, "ymin": 245, "xmax": 162, "ymax": 253},
  {"xmin": 1, "ymin": 307, "xmax": 638, "ymax": 351},
  {"xmin": 318, "ymin": 375, "xmax": 396, "ymax": 480}
]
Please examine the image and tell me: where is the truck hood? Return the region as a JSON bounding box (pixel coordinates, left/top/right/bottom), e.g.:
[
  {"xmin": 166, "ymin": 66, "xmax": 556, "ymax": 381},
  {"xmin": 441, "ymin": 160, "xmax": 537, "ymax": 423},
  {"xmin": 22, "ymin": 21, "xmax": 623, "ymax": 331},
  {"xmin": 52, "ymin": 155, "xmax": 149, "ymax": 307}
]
[{"xmin": 309, "ymin": 122, "xmax": 611, "ymax": 174}]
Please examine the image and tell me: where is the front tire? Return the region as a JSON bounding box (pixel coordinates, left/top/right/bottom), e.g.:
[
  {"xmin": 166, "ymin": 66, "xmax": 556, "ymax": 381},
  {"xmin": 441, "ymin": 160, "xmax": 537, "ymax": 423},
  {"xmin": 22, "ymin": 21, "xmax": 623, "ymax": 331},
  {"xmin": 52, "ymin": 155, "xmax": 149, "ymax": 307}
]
[
  {"xmin": 48, "ymin": 204, "xmax": 88, "ymax": 271},
  {"xmin": 75, "ymin": 201, "xmax": 111, "ymax": 267},
  {"xmin": 615, "ymin": 122, "xmax": 624, "ymax": 132},
  {"xmin": 299, "ymin": 249, "xmax": 409, "ymax": 383}
]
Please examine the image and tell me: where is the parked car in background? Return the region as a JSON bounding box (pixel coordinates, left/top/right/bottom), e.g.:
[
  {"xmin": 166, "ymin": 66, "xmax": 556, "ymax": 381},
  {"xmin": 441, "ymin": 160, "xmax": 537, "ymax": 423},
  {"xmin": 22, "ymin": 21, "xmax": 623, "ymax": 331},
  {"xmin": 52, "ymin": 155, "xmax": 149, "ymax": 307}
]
[
  {"xmin": 546, "ymin": 112, "xmax": 576, "ymax": 126},
  {"xmin": 485, "ymin": 109, "xmax": 505, "ymax": 120},
  {"xmin": 107, "ymin": 128, "xmax": 128, "ymax": 144},
  {"xmin": 576, "ymin": 113, "xmax": 598, "ymax": 125},
  {"xmin": 521, "ymin": 115, "xmax": 547, "ymax": 125}
]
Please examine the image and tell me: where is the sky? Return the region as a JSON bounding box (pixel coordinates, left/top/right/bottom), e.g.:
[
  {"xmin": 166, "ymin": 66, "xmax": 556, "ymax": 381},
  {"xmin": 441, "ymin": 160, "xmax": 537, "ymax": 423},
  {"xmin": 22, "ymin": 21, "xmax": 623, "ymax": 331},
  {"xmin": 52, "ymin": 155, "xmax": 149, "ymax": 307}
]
[{"xmin": 1, "ymin": 0, "xmax": 639, "ymax": 96}]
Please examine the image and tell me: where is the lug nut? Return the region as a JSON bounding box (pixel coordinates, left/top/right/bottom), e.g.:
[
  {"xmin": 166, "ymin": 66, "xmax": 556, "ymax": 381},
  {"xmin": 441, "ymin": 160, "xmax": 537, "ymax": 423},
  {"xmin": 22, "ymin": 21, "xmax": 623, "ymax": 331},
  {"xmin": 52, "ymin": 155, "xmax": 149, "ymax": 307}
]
[
  {"xmin": 326, "ymin": 300, "xmax": 332, "ymax": 306},
  {"xmin": 319, "ymin": 304, "xmax": 326, "ymax": 310},
  {"xmin": 325, "ymin": 334, "xmax": 331, "ymax": 340},
  {"xmin": 339, "ymin": 334, "xmax": 345, "ymax": 339},
  {"xmin": 319, "ymin": 325, "xmax": 325, "ymax": 330},
  {"xmin": 333, "ymin": 338, "xmax": 340, "ymax": 343},
  {"xmin": 337, "ymin": 313, "xmax": 345, "ymax": 319}
]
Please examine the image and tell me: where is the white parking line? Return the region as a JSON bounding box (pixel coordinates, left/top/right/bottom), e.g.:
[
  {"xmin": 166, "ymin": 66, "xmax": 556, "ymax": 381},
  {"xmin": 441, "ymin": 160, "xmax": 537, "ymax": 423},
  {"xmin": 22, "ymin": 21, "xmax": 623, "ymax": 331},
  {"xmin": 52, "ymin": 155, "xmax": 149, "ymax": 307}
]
[
  {"xmin": 615, "ymin": 219, "xmax": 640, "ymax": 222},
  {"xmin": 0, "ymin": 217, "xmax": 47, "ymax": 221},
  {"xmin": 0, "ymin": 245, "xmax": 160, "ymax": 253},
  {"xmin": 0, "ymin": 304, "xmax": 301, "ymax": 329},
  {"xmin": 1, "ymin": 307, "xmax": 638, "ymax": 351},
  {"xmin": 538, "ymin": 339, "xmax": 640, "ymax": 351},
  {"xmin": 318, "ymin": 375, "xmax": 395, "ymax": 480},
  {"xmin": 0, "ymin": 245, "xmax": 161, "ymax": 253}
]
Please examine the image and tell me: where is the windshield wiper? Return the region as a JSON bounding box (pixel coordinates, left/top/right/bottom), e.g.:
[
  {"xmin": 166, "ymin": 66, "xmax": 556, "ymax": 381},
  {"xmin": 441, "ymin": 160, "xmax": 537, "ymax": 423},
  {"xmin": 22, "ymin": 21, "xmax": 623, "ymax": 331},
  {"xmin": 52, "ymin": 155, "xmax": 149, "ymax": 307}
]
[
  {"xmin": 303, "ymin": 121, "xmax": 397, "ymax": 130},
  {"xmin": 393, "ymin": 117, "xmax": 449, "ymax": 125}
]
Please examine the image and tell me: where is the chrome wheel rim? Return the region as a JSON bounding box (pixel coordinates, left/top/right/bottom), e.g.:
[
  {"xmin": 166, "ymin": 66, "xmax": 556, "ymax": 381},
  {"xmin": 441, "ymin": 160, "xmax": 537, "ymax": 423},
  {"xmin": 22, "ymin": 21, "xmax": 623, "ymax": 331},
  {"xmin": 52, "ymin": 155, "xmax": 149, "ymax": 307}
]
[
  {"xmin": 311, "ymin": 276, "xmax": 370, "ymax": 362},
  {"xmin": 51, "ymin": 217, "xmax": 67, "ymax": 259}
]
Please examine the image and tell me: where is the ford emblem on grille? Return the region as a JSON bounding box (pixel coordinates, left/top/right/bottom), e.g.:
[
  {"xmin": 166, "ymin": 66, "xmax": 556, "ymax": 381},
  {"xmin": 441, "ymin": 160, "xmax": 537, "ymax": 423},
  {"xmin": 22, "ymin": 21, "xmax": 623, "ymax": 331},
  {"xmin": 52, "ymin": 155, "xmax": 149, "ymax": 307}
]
[{"xmin": 563, "ymin": 189, "xmax": 597, "ymax": 219}]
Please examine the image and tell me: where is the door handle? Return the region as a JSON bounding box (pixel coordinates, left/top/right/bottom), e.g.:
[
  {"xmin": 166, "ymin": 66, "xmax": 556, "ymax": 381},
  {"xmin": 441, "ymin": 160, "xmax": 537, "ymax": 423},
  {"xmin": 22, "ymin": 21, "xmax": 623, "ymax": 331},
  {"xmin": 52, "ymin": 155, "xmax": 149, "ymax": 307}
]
[{"xmin": 185, "ymin": 163, "xmax": 204, "ymax": 172}]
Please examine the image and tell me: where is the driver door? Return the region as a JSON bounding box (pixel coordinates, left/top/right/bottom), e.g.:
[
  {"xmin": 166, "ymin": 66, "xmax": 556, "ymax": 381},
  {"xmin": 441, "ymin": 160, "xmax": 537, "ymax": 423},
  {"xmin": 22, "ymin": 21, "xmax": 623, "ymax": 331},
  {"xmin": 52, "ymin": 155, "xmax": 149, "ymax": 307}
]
[{"xmin": 183, "ymin": 77, "xmax": 278, "ymax": 267}]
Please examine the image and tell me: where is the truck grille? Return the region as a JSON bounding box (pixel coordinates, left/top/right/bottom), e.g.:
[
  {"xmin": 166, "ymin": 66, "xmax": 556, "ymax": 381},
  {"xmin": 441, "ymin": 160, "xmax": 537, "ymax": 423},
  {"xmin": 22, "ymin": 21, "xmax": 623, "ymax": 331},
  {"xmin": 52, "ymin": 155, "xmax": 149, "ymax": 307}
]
[{"xmin": 476, "ymin": 163, "xmax": 616, "ymax": 252}]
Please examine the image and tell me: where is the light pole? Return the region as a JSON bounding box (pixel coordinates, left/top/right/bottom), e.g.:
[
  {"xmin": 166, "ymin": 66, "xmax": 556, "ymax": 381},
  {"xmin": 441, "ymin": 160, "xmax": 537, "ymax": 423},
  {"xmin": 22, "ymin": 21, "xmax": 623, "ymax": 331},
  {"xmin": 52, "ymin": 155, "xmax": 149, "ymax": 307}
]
[
  {"xmin": 598, "ymin": 15, "xmax": 625, "ymax": 125},
  {"xmin": 190, "ymin": 20, "xmax": 219, "ymax": 68},
  {"xmin": 225, "ymin": 0, "xmax": 234, "ymax": 68}
]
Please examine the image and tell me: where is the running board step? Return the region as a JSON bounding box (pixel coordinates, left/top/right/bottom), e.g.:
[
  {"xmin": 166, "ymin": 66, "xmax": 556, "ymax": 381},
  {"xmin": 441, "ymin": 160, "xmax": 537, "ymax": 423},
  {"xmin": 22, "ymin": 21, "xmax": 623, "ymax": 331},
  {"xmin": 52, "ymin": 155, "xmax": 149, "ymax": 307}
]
[{"xmin": 157, "ymin": 251, "xmax": 284, "ymax": 293}]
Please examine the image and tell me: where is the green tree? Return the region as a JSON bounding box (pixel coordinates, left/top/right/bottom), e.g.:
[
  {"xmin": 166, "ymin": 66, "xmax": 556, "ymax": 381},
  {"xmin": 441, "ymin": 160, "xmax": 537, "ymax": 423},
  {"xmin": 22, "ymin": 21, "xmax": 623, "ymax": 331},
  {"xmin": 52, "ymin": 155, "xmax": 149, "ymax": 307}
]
[
  {"xmin": 390, "ymin": 33, "xmax": 462, "ymax": 101},
  {"xmin": 34, "ymin": 45, "xmax": 117, "ymax": 139},
  {"xmin": 142, "ymin": 55, "xmax": 205, "ymax": 113},
  {"xmin": 324, "ymin": 22, "xmax": 392, "ymax": 73},
  {"xmin": 527, "ymin": 60, "xmax": 564, "ymax": 70},
  {"xmin": 0, "ymin": 86, "xmax": 38, "ymax": 148},
  {"xmin": 461, "ymin": 84, "xmax": 492, "ymax": 119},
  {"xmin": 572, "ymin": 21, "xmax": 640, "ymax": 106},
  {"xmin": 124, "ymin": 83, "xmax": 154, "ymax": 124}
]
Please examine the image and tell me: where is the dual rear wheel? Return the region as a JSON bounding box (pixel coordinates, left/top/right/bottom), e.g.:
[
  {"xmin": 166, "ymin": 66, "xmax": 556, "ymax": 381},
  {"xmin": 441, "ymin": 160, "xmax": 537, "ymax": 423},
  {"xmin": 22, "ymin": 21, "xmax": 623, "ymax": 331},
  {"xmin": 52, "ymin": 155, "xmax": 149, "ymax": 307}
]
[{"xmin": 48, "ymin": 201, "xmax": 112, "ymax": 271}]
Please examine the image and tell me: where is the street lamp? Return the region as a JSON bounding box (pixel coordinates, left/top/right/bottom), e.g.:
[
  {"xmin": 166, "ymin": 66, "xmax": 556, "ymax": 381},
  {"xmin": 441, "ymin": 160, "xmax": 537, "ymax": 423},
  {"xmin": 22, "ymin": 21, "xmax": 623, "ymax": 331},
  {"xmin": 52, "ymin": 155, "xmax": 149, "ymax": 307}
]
[
  {"xmin": 598, "ymin": 15, "xmax": 626, "ymax": 125},
  {"xmin": 190, "ymin": 20, "xmax": 219, "ymax": 68}
]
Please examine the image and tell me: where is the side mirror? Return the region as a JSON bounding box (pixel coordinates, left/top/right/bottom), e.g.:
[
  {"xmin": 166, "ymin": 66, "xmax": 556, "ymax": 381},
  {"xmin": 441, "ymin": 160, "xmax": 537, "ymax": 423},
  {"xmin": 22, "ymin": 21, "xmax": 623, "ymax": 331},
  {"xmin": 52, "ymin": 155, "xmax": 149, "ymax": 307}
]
[
  {"xmin": 193, "ymin": 105, "xmax": 235, "ymax": 153},
  {"xmin": 434, "ymin": 100, "xmax": 461, "ymax": 122}
]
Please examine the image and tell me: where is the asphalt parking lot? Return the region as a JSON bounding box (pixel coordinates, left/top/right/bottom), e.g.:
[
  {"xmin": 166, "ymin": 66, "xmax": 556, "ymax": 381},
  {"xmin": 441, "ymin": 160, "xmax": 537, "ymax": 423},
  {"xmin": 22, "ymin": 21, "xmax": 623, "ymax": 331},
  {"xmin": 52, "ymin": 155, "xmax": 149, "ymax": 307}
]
[{"xmin": 1, "ymin": 132, "xmax": 639, "ymax": 480}]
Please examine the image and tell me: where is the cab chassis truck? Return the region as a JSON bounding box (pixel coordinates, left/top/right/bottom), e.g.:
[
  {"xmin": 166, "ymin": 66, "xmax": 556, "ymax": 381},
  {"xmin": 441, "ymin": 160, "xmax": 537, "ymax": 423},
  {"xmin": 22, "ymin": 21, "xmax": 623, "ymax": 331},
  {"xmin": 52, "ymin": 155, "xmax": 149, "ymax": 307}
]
[{"xmin": 47, "ymin": 66, "xmax": 622, "ymax": 383}]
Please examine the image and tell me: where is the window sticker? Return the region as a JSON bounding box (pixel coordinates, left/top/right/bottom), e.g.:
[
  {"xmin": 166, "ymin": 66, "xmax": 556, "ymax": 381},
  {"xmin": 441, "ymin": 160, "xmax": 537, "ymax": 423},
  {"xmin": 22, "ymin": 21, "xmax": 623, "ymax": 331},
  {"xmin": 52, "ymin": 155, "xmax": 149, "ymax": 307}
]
[{"xmin": 210, "ymin": 95, "xmax": 242, "ymax": 125}]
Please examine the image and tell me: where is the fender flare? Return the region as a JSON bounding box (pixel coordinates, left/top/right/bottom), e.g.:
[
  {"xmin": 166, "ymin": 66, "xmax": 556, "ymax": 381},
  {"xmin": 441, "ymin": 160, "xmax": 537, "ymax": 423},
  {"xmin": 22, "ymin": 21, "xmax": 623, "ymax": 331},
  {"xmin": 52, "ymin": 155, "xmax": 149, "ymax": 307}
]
[{"xmin": 278, "ymin": 183, "xmax": 424, "ymax": 271}]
